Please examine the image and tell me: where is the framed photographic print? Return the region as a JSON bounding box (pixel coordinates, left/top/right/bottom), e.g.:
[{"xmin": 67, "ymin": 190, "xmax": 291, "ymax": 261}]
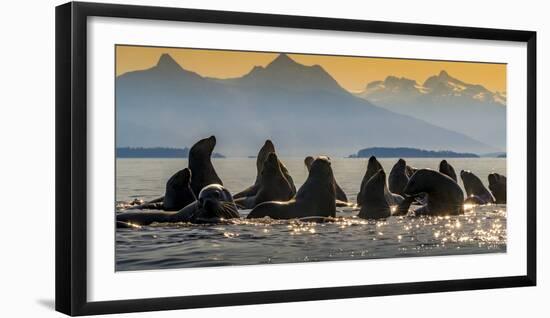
[{"xmin": 55, "ymin": 1, "xmax": 536, "ymax": 316}]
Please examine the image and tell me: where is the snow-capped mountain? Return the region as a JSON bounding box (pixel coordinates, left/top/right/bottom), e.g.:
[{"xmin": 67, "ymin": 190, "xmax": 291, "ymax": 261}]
[
  {"xmin": 116, "ymin": 54, "xmax": 498, "ymax": 156},
  {"xmin": 355, "ymin": 71, "xmax": 506, "ymax": 149}
]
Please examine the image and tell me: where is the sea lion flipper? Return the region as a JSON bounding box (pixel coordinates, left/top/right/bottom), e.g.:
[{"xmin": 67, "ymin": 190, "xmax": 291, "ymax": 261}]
[
  {"xmin": 233, "ymin": 184, "xmax": 259, "ymax": 199},
  {"xmin": 460, "ymin": 170, "xmax": 495, "ymax": 204}
]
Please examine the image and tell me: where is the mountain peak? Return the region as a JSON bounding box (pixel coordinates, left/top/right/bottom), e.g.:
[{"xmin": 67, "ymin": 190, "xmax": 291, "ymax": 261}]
[
  {"xmin": 268, "ymin": 54, "xmax": 298, "ymax": 67},
  {"xmin": 438, "ymin": 70, "xmax": 449, "ymax": 78},
  {"xmin": 156, "ymin": 53, "xmax": 182, "ymax": 70},
  {"xmin": 236, "ymin": 53, "xmax": 343, "ymax": 92}
]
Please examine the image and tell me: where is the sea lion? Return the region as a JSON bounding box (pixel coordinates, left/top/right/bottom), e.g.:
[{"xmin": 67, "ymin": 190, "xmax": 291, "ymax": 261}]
[
  {"xmin": 357, "ymin": 156, "xmax": 403, "ymax": 206},
  {"xmin": 234, "ymin": 140, "xmax": 296, "ymax": 199},
  {"xmin": 163, "ymin": 168, "xmax": 196, "ymax": 211},
  {"xmin": 460, "ymin": 170, "xmax": 495, "ymax": 204},
  {"xmin": 233, "ymin": 140, "xmax": 275, "ymax": 198},
  {"xmin": 234, "ymin": 152, "xmax": 294, "ymax": 209},
  {"xmin": 388, "ymin": 159, "xmax": 409, "ymax": 196},
  {"xmin": 247, "ymin": 156, "xmax": 336, "ymax": 219},
  {"xmin": 189, "ymin": 136, "xmax": 223, "ymax": 197},
  {"xmin": 403, "ymin": 169, "xmax": 464, "ymax": 216},
  {"xmin": 358, "ymin": 169, "xmax": 391, "ymax": 219},
  {"xmin": 488, "ymin": 173, "xmax": 507, "ymax": 204},
  {"xmin": 116, "ymin": 184, "xmax": 239, "ymax": 227},
  {"xmin": 305, "ymin": 155, "xmax": 348, "ymax": 202},
  {"xmin": 439, "ymin": 160, "xmax": 457, "ymax": 182}
]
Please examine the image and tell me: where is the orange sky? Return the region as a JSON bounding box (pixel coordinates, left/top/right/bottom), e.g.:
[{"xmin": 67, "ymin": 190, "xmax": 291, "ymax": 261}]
[{"xmin": 116, "ymin": 45, "xmax": 507, "ymax": 93}]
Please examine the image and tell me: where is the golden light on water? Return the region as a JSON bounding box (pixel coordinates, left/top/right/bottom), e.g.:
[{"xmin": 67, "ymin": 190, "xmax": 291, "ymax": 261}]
[{"xmin": 134, "ymin": 205, "xmax": 506, "ymax": 261}]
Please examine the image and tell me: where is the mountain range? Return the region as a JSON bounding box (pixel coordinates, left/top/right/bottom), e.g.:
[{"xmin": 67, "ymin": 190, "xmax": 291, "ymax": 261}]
[
  {"xmin": 354, "ymin": 71, "xmax": 506, "ymax": 148},
  {"xmin": 116, "ymin": 53, "xmax": 501, "ymax": 156}
]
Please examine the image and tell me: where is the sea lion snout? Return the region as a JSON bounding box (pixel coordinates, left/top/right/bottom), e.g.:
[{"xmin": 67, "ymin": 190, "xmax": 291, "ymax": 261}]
[
  {"xmin": 190, "ymin": 135, "xmax": 218, "ymax": 157},
  {"xmin": 199, "ymin": 196, "xmax": 221, "ymax": 211},
  {"xmin": 264, "ymin": 139, "xmax": 274, "ymax": 149},
  {"xmin": 266, "ymin": 152, "xmax": 278, "ymax": 164}
]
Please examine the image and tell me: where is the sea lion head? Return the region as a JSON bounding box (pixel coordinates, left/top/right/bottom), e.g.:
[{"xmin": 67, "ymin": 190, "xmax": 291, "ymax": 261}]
[
  {"xmin": 488, "ymin": 173, "xmax": 505, "ymax": 185},
  {"xmin": 392, "ymin": 158, "xmax": 406, "ymax": 173},
  {"xmin": 403, "ymin": 168, "xmax": 438, "ymax": 196},
  {"xmin": 396, "ymin": 158, "xmax": 406, "ymax": 168},
  {"xmin": 365, "ymin": 156, "xmax": 383, "ymax": 180},
  {"xmin": 439, "ymin": 160, "xmax": 457, "ymax": 181},
  {"xmin": 194, "ymin": 184, "xmax": 239, "ymax": 222},
  {"xmin": 262, "ymin": 140, "xmax": 275, "ymax": 153},
  {"xmin": 189, "ymin": 135, "xmax": 216, "ymax": 159},
  {"xmin": 257, "ymin": 140, "xmax": 275, "ymax": 166},
  {"xmin": 304, "ymin": 156, "xmax": 314, "ymax": 171},
  {"xmin": 309, "ymin": 156, "xmax": 334, "ymax": 180},
  {"xmin": 261, "ymin": 152, "xmax": 282, "ymax": 177},
  {"xmin": 369, "ymin": 156, "xmax": 383, "ymax": 170},
  {"xmin": 164, "ymin": 168, "xmax": 196, "ymax": 210},
  {"xmin": 488, "ymin": 173, "xmax": 497, "ymax": 184},
  {"xmin": 460, "ymin": 170, "xmax": 483, "ymax": 194}
]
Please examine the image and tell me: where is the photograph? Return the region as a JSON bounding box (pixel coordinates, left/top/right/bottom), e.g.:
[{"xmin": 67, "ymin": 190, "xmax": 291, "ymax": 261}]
[{"xmin": 114, "ymin": 45, "xmax": 508, "ymax": 271}]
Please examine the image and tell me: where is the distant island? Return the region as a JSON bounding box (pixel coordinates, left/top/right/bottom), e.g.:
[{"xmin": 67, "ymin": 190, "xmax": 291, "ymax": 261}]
[
  {"xmin": 116, "ymin": 147, "xmax": 225, "ymax": 158},
  {"xmin": 349, "ymin": 147, "xmax": 480, "ymax": 158},
  {"xmin": 480, "ymin": 152, "xmax": 507, "ymax": 158}
]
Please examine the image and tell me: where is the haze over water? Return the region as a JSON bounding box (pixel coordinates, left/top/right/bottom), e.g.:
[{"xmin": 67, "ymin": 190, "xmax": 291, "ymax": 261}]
[{"xmin": 116, "ymin": 157, "xmax": 506, "ymax": 271}]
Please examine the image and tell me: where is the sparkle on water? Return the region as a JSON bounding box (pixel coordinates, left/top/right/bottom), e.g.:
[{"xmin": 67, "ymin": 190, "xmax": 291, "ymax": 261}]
[{"xmin": 116, "ymin": 158, "xmax": 506, "ymax": 271}]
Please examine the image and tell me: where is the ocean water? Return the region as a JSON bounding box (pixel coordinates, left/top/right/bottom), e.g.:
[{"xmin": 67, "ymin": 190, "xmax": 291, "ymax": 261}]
[{"xmin": 116, "ymin": 158, "xmax": 506, "ymax": 271}]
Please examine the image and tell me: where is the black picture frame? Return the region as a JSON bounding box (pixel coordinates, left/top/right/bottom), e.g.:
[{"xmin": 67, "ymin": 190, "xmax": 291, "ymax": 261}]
[{"xmin": 55, "ymin": 1, "xmax": 537, "ymax": 316}]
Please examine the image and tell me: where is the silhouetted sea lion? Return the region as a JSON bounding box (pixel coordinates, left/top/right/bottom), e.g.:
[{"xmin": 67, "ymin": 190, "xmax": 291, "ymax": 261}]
[
  {"xmin": 234, "ymin": 140, "xmax": 295, "ymax": 199},
  {"xmin": 358, "ymin": 169, "xmax": 391, "ymax": 219},
  {"xmin": 403, "ymin": 169, "xmax": 464, "ymax": 216},
  {"xmin": 488, "ymin": 173, "xmax": 507, "ymax": 204},
  {"xmin": 358, "ymin": 156, "xmax": 382, "ymax": 205},
  {"xmin": 163, "ymin": 168, "xmax": 196, "ymax": 211},
  {"xmin": 234, "ymin": 152, "xmax": 294, "ymax": 209},
  {"xmin": 305, "ymin": 155, "xmax": 348, "ymax": 202},
  {"xmin": 116, "ymin": 184, "xmax": 239, "ymax": 227},
  {"xmin": 439, "ymin": 160, "xmax": 457, "ymax": 182},
  {"xmin": 388, "ymin": 159, "xmax": 409, "ymax": 196},
  {"xmin": 357, "ymin": 156, "xmax": 403, "ymax": 206},
  {"xmin": 233, "ymin": 140, "xmax": 275, "ymax": 198},
  {"xmin": 189, "ymin": 136, "xmax": 223, "ymax": 197},
  {"xmin": 247, "ymin": 156, "xmax": 336, "ymax": 219},
  {"xmin": 460, "ymin": 170, "xmax": 495, "ymax": 204}
]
